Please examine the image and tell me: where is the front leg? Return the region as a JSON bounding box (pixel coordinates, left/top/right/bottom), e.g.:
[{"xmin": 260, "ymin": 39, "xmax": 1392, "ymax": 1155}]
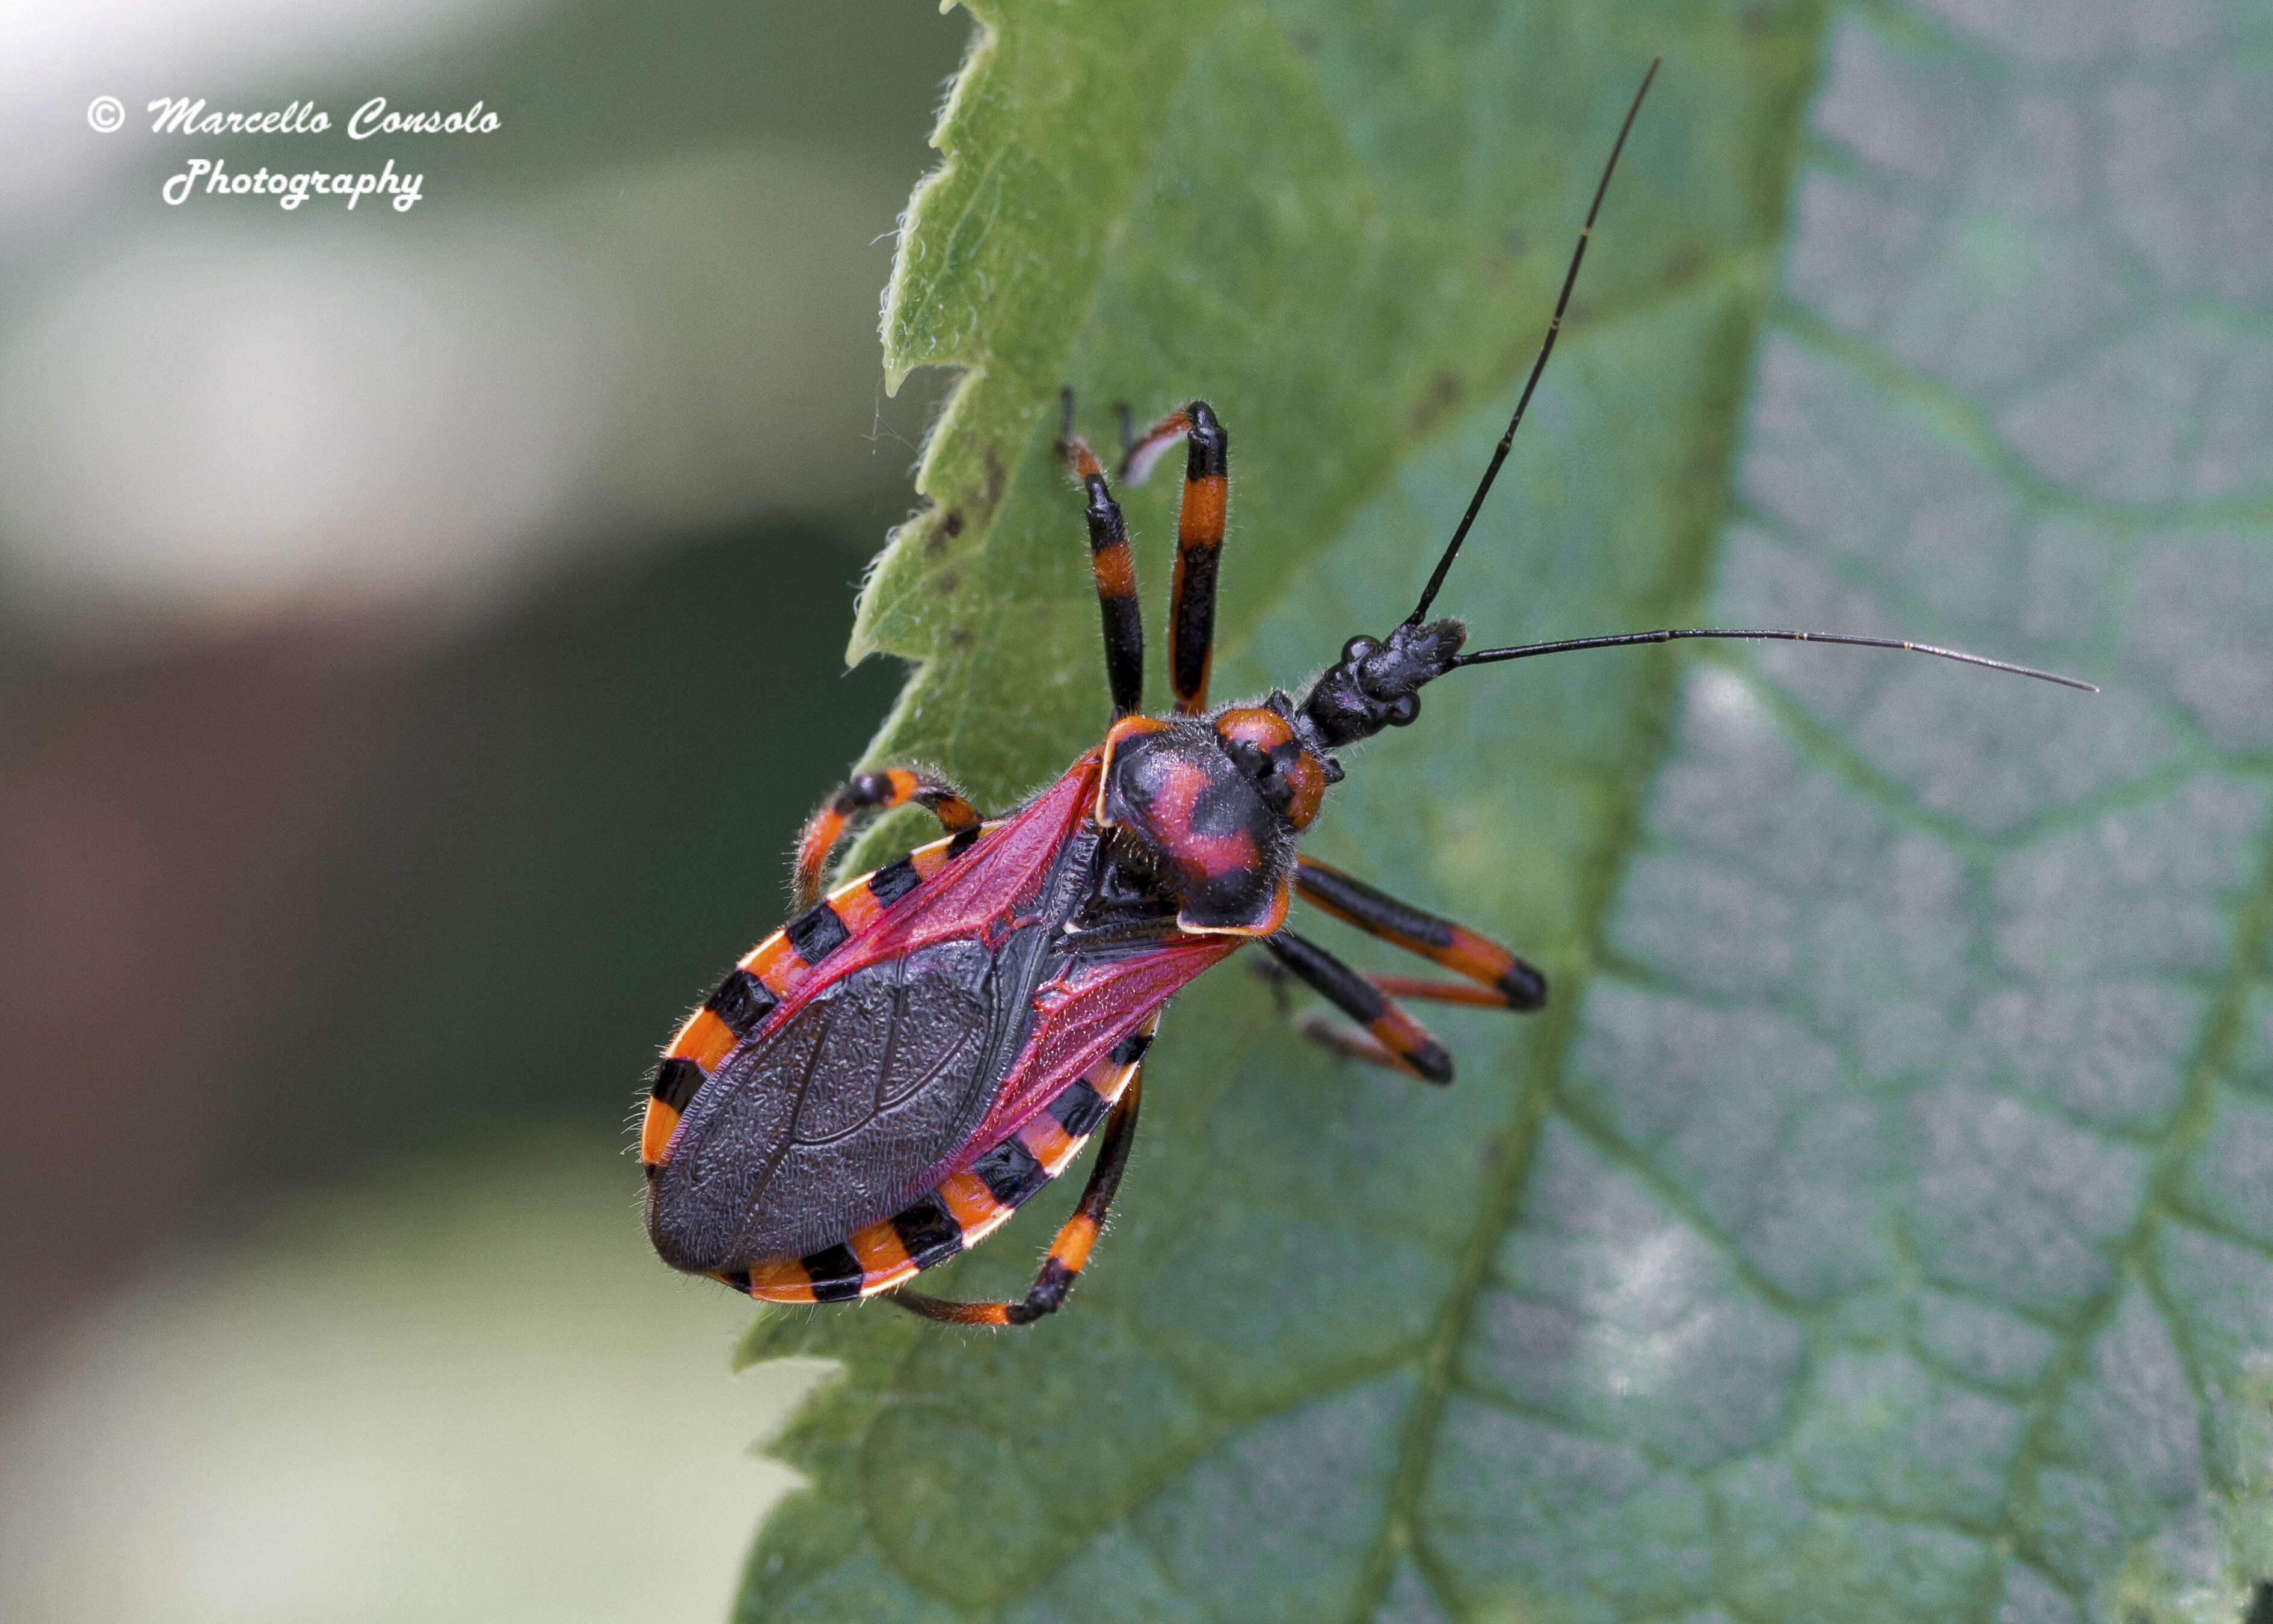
[
  {"xmin": 1294, "ymin": 857, "xmax": 1547, "ymax": 1010},
  {"xmin": 1120, "ymin": 400, "xmax": 1229, "ymax": 715},
  {"xmin": 1058, "ymin": 392, "xmax": 1146, "ymax": 720},
  {"xmin": 1263, "ymin": 929, "xmax": 1454, "ymax": 1084}
]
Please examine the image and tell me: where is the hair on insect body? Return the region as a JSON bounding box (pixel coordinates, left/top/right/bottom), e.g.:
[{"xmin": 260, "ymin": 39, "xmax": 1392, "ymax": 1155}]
[{"xmin": 636, "ymin": 58, "xmax": 2093, "ymax": 1327}]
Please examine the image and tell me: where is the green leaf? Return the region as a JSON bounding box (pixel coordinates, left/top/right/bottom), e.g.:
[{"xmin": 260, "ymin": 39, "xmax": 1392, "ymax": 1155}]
[{"xmin": 734, "ymin": 3, "xmax": 2273, "ymax": 1621}]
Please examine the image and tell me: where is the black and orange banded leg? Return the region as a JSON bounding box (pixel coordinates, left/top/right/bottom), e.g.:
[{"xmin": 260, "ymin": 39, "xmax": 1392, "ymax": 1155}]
[
  {"xmin": 889, "ymin": 1071, "xmax": 1144, "ymax": 1327},
  {"xmin": 1059, "ymin": 392, "xmax": 1145, "ymax": 719},
  {"xmin": 792, "ymin": 767, "xmax": 981, "ymax": 913},
  {"xmin": 1294, "ymin": 857, "xmax": 1548, "ymax": 1010},
  {"xmin": 1119, "ymin": 400, "xmax": 1229, "ymax": 714},
  {"xmin": 1263, "ymin": 929, "xmax": 1455, "ymax": 1084}
]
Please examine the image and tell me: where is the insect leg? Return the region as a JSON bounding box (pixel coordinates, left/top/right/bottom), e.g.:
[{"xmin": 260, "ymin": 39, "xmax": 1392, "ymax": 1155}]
[
  {"xmin": 1294, "ymin": 857, "xmax": 1547, "ymax": 1010},
  {"xmin": 1057, "ymin": 396, "xmax": 1145, "ymax": 719},
  {"xmin": 792, "ymin": 767, "xmax": 981, "ymax": 913},
  {"xmin": 1262, "ymin": 929, "xmax": 1454, "ymax": 1084},
  {"xmin": 1119, "ymin": 401, "xmax": 1228, "ymax": 715},
  {"xmin": 890, "ymin": 1071, "xmax": 1145, "ymax": 1327}
]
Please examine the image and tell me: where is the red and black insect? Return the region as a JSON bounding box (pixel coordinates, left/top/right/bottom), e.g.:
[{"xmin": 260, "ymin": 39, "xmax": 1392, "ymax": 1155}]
[{"xmin": 638, "ymin": 62, "xmax": 2090, "ymax": 1327}]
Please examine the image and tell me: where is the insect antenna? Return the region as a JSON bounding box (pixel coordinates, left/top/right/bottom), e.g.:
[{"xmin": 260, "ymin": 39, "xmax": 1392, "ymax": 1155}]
[
  {"xmin": 1406, "ymin": 56, "xmax": 1659, "ymax": 628},
  {"xmin": 1398, "ymin": 59, "xmax": 2095, "ymax": 701},
  {"xmin": 1451, "ymin": 628, "xmax": 2096, "ymax": 691}
]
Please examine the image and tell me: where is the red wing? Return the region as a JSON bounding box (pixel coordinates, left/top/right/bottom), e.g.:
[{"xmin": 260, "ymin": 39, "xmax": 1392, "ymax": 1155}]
[
  {"xmin": 643, "ymin": 754, "xmax": 1107, "ymax": 1160},
  {"xmin": 948, "ymin": 930, "xmax": 1241, "ymax": 1174}
]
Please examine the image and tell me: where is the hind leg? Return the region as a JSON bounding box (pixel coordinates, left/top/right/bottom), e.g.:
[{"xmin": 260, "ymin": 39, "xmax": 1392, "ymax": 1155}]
[
  {"xmin": 890, "ymin": 1069, "xmax": 1145, "ymax": 1327},
  {"xmin": 1119, "ymin": 401, "xmax": 1229, "ymax": 715},
  {"xmin": 792, "ymin": 768, "xmax": 980, "ymax": 912}
]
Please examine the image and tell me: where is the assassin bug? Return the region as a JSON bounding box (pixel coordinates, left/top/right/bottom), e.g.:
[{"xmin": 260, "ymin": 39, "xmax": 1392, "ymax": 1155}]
[{"xmin": 638, "ymin": 60, "xmax": 2091, "ymax": 1327}]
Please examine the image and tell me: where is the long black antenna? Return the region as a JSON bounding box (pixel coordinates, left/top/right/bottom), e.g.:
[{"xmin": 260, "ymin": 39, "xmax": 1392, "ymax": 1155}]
[
  {"xmin": 1451, "ymin": 628, "xmax": 2097, "ymax": 691},
  {"xmin": 1407, "ymin": 57, "xmax": 1659, "ymax": 627}
]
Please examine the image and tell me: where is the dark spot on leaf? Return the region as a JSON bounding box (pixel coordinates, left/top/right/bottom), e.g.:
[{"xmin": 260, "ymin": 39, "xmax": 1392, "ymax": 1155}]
[
  {"xmin": 946, "ymin": 625, "xmax": 973, "ymax": 648},
  {"xmin": 943, "ymin": 508, "xmax": 964, "ymax": 538},
  {"xmin": 983, "ymin": 446, "xmax": 1006, "ymax": 515},
  {"xmin": 935, "ymin": 570, "xmax": 958, "ymax": 594}
]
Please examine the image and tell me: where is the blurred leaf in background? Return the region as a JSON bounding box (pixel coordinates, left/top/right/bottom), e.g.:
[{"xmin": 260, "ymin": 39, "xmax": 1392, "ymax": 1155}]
[
  {"xmin": 0, "ymin": 5, "xmax": 967, "ymax": 1622},
  {"xmin": 1, "ymin": 1133, "xmax": 828, "ymax": 1623},
  {"xmin": 740, "ymin": 2, "xmax": 2273, "ymax": 1623},
  {"xmin": 0, "ymin": 2, "xmax": 965, "ymax": 622}
]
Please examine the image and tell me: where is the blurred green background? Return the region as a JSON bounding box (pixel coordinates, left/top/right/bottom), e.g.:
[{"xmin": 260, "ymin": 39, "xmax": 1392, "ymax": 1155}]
[{"xmin": 1, "ymin": 5, "xmax": 967, "ymax": 1620}]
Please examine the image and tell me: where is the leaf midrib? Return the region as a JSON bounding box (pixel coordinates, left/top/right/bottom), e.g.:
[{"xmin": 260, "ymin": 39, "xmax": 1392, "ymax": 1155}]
[{"xmin": 878, "ymin": 78, "xmax": 1825, "ymax": 1624}]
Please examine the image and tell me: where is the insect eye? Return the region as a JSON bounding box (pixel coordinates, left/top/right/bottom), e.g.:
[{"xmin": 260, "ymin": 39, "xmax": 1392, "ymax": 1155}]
[
  {"xmin": 1341, "ymin": 635, "xmax": 1380, "ymax": 666},
  {"xmin": 1385, "ymin": 693, "xmax": 1420, "ymax": 727}
]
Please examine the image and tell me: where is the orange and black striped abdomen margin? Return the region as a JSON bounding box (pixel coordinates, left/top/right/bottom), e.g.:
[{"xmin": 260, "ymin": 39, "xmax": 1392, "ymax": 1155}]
[
  {"xmin": 638, "ymin": 823, "xmax": 988, "ymax": 1172},
  {"xmin": 719, "ymin": 1021, "xmax": 1157, "ymax": 1303}
]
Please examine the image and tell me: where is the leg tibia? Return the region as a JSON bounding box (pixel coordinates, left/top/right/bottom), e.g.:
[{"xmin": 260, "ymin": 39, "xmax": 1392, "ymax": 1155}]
[
  {"xmin": 1059, "ymin": 421, "xmax": 1145, "ymax": 719},
  {"xmin": 1294, "ymin": 857, "xmax": 1546, "ymax": 1009},
  {"xmin": 1264, "ymin": 929, "xmax": 1453, "ymax": 1084}
]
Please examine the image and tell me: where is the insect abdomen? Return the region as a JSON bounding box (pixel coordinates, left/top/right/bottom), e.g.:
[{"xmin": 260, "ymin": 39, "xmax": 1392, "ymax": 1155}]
[
  {"xmin": 638, "ymin": 828, "xmax": 985, "ymax": 1170},
  {"xmin": 721, "ymin": 1016, "xmax": 1156, "ymax": 1302},
  {"xmin": 647, "ymin": 935, "xmax": 1011, "ymax": 1269}
]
